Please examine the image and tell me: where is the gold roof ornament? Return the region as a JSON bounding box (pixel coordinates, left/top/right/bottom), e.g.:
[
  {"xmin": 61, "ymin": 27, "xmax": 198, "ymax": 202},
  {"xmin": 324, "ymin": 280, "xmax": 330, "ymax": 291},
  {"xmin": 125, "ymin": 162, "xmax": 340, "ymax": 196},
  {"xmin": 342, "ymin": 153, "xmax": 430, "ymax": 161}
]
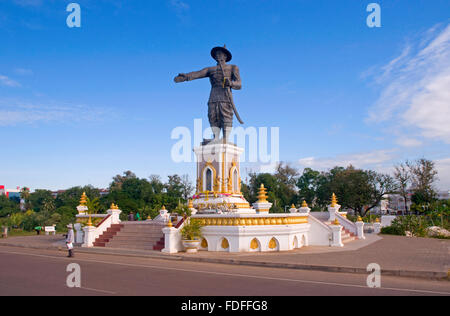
[
  {"xmin": 79, "ymin": 192, "xmax": 87, "ymax": 206},
  {"xmin": 331, "ymin": 193, "xmax": 338, "ymax": 207},
  {"xmin": 302, "ymin": 200, "xmax": 308, "ymax": 208},
  {"xmin": 257, "ymin": 184, "xmax": 268, "ymax": 203}
]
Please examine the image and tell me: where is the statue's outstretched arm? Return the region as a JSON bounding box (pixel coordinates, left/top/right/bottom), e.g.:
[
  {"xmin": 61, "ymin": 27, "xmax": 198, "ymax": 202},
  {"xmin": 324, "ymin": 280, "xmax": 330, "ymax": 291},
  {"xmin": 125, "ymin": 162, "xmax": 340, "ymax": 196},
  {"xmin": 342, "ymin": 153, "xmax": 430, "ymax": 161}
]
[{"xmin": 174, "ymin": 67, "xmax": 210, "ymax": 83}]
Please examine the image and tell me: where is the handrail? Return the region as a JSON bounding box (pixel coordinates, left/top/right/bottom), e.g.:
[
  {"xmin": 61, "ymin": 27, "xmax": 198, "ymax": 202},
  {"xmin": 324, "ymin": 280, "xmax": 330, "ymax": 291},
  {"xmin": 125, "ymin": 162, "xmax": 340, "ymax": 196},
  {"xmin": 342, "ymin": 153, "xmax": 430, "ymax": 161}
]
[
  {"xmin": 335, "ymin": 213, "xmax": 357, "ymax": 234},
  {"xmin": 96, "ymin": 214, "xmax": 112, "ymax": 228},
  {"xmin": 175, "ymin": 217, "xmax": 185, "ymax": 229}
]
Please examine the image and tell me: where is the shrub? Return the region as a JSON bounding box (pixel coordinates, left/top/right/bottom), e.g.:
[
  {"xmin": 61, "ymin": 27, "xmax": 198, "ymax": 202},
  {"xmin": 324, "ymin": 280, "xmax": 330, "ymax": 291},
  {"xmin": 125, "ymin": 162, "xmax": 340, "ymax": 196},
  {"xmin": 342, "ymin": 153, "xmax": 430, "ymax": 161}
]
[{"xmin": 180, "ymin": 219, "xmax": 203, "ymax": 240}]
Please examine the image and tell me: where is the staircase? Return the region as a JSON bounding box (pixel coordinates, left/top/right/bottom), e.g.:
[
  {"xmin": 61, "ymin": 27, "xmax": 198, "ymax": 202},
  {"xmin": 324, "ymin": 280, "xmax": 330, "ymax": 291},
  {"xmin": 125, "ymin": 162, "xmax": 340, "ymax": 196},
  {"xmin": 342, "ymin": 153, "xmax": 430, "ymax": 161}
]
[
  {"xmin": 309, "ymin": 212, "xmax": 357, "ymax": 245},
  {"xmin": 322, "ymin": 221, "xmax": 356, "ymax": 244},
  {"xmin": 341, "ymin": 228, "xmax": 356, "ymax": 243},
  {"xmin": 93, "ymin": 221, "xmax": 165, "ymax": 251}
]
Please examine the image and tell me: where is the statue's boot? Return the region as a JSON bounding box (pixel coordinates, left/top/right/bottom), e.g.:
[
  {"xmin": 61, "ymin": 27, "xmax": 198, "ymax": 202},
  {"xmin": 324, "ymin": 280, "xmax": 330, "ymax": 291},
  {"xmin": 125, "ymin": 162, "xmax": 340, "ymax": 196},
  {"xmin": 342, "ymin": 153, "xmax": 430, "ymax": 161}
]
[
  {"xmin": 211, "ymin": 126, "xmax": 221, "ymax": 143},
  {"xmin": 223, "ymin": 126, "xmax": 232, "ymax": 144}
]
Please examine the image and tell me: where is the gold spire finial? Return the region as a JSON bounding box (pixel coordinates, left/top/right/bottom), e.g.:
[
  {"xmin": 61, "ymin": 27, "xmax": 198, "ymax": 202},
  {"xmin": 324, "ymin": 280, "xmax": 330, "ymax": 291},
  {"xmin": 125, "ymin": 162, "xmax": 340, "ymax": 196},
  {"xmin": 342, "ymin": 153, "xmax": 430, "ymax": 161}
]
[
  {"xmin": 257, "ymin": 184, "xmax": 268, "ymax": 203},
  {"xmin": 375, "ymin": 217, "xmax": 380, "ymax": 223},
  {"xmin": 331, "ymin": 193, "xmax": 338, "ymax": 207},
  {"xmin": 188, "ymin": 199, "xmax": 193, "ymax": 208},
  {"xmin": 87, "ymin": 213, "xmax": 92, "ymax": 226},
  {"xmin": 357, "ymin": 216, "xmax": 363, "ymax": 222},
  {"xmin": 167, "ymin": 218, "xmax": 172, "ymax": 227},
  {"xmin": 333, "ymin": 218, "xmax": 340, "ymax": 225},
  {"xmin": 79, "ymin": 192, "xmax": 87, "ymax": 206},
  {"xmin": 291, "ymin": 204, "xmax": 296, "ymax": 209},
  {"xmin": 162, "ymin": 205, "xmax": 166, "ymax": 210},
  {"xmin": 302, "ymin": 200, "xmax": 308, "ymax": 208}
]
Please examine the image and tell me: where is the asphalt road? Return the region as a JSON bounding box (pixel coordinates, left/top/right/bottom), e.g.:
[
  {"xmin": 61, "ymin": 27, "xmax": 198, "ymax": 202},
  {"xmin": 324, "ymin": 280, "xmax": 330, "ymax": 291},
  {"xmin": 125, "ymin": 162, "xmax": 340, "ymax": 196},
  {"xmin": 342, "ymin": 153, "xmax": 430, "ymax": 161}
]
[{"xmin": 0, "ymin": 246, "xmax": 449, "ymax": 296}]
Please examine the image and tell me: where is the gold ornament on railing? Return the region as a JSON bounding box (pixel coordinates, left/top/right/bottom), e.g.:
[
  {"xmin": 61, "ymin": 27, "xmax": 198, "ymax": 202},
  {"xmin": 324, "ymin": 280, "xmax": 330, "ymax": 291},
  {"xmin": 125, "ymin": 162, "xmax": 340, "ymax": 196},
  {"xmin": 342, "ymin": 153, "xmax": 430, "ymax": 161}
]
[
  {"xmin": 79, "ymin": 192, "xmax": 87, "ymax": 206},
  {"xmin": 257, "ymin": 184, "xmax": 268, "ymax": 203},
  {"xmin": 87, "ymin": 213, "xmax": 93, "ymax": 226},
  {"xmin": 188, "ymin": 199, "xmax": 193, "ymax": 209},
  {"xmin": 331, "ymin": 193, "xmax": 338, "ymax": 207},
  {"xmin": 302, "ymin": 200, "xmax": 308, "ymax": 208},
  {"xmin": 333, "ymin": 218, "xmax": 340, "ymax": 225},
  {"xmin": 357, "ymin": 216, "xmax": 363, "ymax": 222}
]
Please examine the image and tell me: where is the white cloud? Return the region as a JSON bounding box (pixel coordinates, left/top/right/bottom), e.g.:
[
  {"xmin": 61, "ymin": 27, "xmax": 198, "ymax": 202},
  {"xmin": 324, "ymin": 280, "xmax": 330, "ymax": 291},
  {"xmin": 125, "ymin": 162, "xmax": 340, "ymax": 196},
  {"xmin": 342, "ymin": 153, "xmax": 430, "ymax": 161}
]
[
  {"xmin": 395, "ymin": 136, "xmax": 422, "ymax": 148},
  {"xmin": 435, "ymin": 158, "xmax": 450, "ymax": 190},
  {"xmin": 298, "ymin": 149, "xmax": 396, "ymax": 171},
  {"xmin": 0, "ymin": 75, "xmax": 21, "ymax": 87},
  {"xmin": 0, "ymin": 99, "xmax": 109, "ymax": 126},
  {"xmin": 367, "ymin": 22, "xmax": 450, "ymax": 144}
]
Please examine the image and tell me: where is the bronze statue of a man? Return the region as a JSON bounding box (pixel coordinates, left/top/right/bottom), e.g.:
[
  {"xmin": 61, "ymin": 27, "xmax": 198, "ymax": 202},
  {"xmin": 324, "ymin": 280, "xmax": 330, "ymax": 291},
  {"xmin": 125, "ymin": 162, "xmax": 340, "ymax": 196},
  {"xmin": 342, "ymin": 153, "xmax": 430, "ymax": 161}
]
[{"xmin": 174, "ymin": 45, "xmax": 243, "ymax": 143}]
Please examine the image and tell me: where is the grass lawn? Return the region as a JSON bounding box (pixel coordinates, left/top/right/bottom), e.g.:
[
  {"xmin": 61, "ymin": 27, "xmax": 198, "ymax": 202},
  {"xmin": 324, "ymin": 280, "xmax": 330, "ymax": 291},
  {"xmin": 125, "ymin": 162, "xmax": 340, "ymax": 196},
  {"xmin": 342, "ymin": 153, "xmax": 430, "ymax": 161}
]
[{"xmin": 7, "ymin": 229, "xmax": 39, "ymax": 237}]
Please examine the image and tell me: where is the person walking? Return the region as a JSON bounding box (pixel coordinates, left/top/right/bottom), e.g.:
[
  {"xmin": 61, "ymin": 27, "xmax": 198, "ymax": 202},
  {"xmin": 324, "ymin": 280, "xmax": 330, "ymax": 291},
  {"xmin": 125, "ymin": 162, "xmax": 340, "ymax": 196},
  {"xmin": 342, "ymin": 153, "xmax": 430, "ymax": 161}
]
[{"xmin": 66, "ymin": 224, "xmax": 75, "ymax": 258}]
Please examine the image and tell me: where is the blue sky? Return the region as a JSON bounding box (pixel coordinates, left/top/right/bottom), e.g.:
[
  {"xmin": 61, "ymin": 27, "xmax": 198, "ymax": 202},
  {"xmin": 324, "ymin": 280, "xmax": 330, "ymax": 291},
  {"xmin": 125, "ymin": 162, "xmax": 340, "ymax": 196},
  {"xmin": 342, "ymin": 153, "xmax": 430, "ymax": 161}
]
[{"xmin": 1, "ymin": 0, "xmax": 450, "ymax": 191}]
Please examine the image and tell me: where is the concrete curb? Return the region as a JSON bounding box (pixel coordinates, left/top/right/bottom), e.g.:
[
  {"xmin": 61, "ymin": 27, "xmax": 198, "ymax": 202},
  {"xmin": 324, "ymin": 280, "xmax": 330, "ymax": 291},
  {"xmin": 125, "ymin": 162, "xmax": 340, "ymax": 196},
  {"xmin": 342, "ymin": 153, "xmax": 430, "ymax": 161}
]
[{"xmin": 1, "ymin": 242, "xmax": 448, "ymax": 281}]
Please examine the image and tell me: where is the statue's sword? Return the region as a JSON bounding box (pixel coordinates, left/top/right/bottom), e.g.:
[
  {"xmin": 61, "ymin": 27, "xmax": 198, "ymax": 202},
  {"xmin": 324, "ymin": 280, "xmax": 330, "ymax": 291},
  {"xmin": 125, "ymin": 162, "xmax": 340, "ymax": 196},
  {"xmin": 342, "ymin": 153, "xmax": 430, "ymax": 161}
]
[{"xmin": 218, "ymin": 62, "xmax": 244, "ymax": 124}]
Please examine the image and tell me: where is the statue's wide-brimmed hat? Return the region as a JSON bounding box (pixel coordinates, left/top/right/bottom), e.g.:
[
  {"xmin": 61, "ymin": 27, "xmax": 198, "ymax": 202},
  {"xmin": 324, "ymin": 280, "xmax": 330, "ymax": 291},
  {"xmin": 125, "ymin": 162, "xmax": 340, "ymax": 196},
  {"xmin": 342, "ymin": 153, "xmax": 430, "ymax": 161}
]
[{"xmin": 211, "ymin": 45, "xmax": 232, "ymax": 62}]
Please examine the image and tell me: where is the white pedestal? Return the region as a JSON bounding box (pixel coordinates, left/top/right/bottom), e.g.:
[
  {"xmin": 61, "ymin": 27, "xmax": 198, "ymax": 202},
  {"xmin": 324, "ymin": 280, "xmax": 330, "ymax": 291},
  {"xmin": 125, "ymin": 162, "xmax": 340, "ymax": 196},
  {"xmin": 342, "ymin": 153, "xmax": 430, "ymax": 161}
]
[
  {"xmin": 328, "ymin": 204, "xmax": 341, "ymax": 222},
  {"xmin": 82, "ymin": 226, "xmax": 96, "ymax": 248},
  {"xmin": 373, "ymin": 222, "xmax": 382, "ymax": 234},
  {"xmin": 107, "ymin": 209, "xmax": 122, "ymax": 224},
  {"xmin": 330, "ymin": 224, "xmax": 343, "ymax": 247},
  {"xmin": 162, "ymin": 227, "xmax": 181, "ymax": 253},
  {"xmin": 356, "ymin": 221, "xmax": 365, "ymax": 239}
]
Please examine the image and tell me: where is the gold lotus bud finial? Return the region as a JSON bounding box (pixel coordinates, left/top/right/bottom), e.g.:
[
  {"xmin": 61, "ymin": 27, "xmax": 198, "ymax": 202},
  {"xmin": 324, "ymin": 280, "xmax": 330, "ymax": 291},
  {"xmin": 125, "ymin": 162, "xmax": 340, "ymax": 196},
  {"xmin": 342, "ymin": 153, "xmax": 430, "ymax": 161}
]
[
  {"xmin": 257, "ymin": 184, "xmax": 268, "ymax": 203},
  {"xmin": 162, "ymin": 205, "xmax": 166, "ymax": 210},
  {"xmin": 333, "ymin": 218, "xmax": 340, "ymax": 225},
  {"xmin": 302, "ymin": 200, "xmax": 308, "ymax": 208},
  {"xmin": 291, "ymin": 204, "xmax": 296, "ymax": 209},
  {"xmin": 188, "ymin": 199, "xmax": 193, "ymax": 208},
  {"xmin": 87, "ymin": 213, "xmax": 93, "ymax": 226},
  {"xmin": 375, "ymin": 217, "xmax": 380, "ymax": 223},
  {"xmin": 167, "ymin": 218, "xmax": 172, "ymax": 227},
  {"xmin": 357, "ymin": 216, "xmax": 363, "ymax": 222},
  {"xmin": 110, "ymin": 203, "xmax": 116, "ymax": 210},
  {"xmin": 331, "ymin": 193, "xmax": 338, "ymax": 207},
  {"xmin": 79, "ymin": 192, "xmax": 87, "ymax": 206}
]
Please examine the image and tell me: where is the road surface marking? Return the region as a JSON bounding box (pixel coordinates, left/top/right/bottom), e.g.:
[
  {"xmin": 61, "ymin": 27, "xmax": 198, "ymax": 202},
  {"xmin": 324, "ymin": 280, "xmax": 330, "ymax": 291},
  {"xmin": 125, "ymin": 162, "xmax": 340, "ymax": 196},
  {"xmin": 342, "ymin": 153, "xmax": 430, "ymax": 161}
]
[{"xmin": 0, "ymin": 249, "xmax": 449, "ymax": 295}]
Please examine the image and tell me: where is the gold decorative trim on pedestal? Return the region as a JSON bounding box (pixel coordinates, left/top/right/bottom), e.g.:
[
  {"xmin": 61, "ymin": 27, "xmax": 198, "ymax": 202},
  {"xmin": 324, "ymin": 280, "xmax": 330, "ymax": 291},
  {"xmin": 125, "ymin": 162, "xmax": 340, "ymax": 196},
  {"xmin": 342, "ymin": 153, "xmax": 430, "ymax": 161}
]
[
  {"xmin": 195, "ymin": 216, "xmax": 308, "ymax": 226},
  {"xmin": 200, "ymin": 163, "xmax": 217, "ymax": 192},
  {"xmin": 268, "ymin": 238, "xmax": 277, "ymax": 249},
  {"xmin": 250, "ymin": 238, "xmax": 259, "ymax": 250},
  {"xmin": 221, "ymin": 238, "xmax": 229, "ymax": 249}
]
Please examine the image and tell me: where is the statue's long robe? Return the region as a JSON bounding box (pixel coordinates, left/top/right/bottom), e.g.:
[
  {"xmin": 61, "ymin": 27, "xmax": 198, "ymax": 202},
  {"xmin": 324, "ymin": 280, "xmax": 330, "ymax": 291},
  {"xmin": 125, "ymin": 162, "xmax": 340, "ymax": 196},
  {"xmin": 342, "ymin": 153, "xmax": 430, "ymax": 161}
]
[{"xmin": 185, "ymin": 64, "xmax": 241, "ymax": 128}]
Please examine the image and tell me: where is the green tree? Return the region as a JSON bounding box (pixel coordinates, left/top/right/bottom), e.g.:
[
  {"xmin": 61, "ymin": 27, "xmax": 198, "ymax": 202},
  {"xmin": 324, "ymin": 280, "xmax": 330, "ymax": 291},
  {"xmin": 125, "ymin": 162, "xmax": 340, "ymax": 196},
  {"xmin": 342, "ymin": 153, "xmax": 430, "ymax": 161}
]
[
  {"xmin": 28, "ymin": 189, "xmax": 54, "ymax": 212},
  {"xmin": 407, "ymin": 158, "xmax": 438, "ymax": 205},
  {"xmin": 296, "ymin": 168, "xmax": 321, "ymax": 207},
  {"xmin": 394, "ymin": 163, "xmax": 412, "ymax": 214}
]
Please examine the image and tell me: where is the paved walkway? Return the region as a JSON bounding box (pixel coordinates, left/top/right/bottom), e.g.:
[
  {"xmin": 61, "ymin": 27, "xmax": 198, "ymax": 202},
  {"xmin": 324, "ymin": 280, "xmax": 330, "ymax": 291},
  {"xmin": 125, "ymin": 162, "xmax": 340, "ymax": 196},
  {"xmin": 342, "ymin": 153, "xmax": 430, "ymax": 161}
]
[{"xmin": 1, "ymin": 234, "xmax": 449, "ymax": 279}]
